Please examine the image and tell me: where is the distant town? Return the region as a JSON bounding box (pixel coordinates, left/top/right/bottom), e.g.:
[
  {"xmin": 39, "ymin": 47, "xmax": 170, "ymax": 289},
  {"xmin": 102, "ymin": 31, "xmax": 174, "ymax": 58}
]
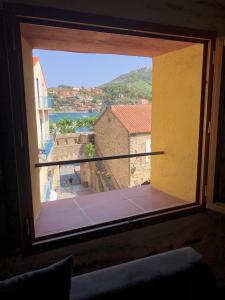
[
  {"xmin": 48, "ymin": 86, "xmax": 104, "ymax": 112},
  {"xmin": 48, "ymin": 66, "xmax": 152, "ymax": 112}
]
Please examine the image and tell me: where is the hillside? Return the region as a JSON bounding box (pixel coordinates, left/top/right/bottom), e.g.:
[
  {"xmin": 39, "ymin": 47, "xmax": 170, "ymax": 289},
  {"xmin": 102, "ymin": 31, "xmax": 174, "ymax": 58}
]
[
  {"xmin": 99, "ymin": 67, "xmax": 152, "ymax": 105},
  {"xmin": 49, "ymin": 67, "xmax": 152, "ymax": 111}
]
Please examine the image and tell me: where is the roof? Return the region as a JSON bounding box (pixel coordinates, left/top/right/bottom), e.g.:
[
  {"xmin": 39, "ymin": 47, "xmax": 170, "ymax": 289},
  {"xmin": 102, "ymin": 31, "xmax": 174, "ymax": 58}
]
[
  {"xmin": 110, "ymin": 104, "xmax": 151, "ymax": 133},
  {"xmin": 33, "ymin": 56, "xmax": 39, "ymax": 65},
  {"xmin": 33, "ymin": 57, "xmax": 39, "ymax": 65}
]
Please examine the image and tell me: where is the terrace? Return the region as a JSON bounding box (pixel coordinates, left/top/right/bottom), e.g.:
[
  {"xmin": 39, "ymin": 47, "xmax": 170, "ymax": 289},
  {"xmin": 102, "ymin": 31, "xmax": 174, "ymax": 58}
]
[{"xmin": 35, "ymin": 184, "xmax": 188, "ymax": 237}]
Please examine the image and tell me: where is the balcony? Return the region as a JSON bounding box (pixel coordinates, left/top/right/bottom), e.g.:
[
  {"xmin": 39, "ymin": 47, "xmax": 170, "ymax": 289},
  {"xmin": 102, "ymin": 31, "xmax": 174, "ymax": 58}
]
[
  {"xmin": 35, "ymin": 185, "xmax": 188, "ymax": 237},
  {"xmin": 39, "ymin": 139, "xmax": 54, "ymax": 160},
  {"xmin": 38, "ymin": 96, "xmax": 52, "ymax": 109},
  {"xmin": 35, "ymin": 150, "xmax": 196, "ymax": 237}
]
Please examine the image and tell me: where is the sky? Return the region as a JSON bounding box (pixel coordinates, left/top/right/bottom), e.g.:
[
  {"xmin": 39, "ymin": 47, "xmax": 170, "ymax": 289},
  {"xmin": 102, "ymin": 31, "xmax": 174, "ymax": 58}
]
[{"xmin": 33, "ymin": 49, "xmax": 152, "ymax": 88}]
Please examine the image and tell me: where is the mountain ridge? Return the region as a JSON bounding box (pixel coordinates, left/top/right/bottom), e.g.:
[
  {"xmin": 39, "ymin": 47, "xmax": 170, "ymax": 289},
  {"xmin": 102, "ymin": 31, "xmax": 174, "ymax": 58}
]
[{"xmin": 99, "ymin": 66, "xmax": 152, "ymax": 104}]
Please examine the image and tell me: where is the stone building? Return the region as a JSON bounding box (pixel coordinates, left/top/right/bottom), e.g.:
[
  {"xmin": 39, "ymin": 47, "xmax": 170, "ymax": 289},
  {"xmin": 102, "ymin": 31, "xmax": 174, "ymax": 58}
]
[{"xmin": 94, "ymin": 104, "xmax": 151, "ymax": 188}]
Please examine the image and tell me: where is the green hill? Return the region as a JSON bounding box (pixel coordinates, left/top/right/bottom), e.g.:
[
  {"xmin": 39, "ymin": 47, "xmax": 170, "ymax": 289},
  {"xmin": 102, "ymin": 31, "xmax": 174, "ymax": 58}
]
[{"xmin": 99, "ymin": 67, "xmax": 152, "ymax": 105}]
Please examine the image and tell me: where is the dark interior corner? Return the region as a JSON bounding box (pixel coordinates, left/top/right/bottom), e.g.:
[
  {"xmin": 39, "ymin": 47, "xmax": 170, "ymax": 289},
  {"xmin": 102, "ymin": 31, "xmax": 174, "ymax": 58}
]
[{"xmin": 1, "ymin": 1, "xmax": 225, "ymax": 299}]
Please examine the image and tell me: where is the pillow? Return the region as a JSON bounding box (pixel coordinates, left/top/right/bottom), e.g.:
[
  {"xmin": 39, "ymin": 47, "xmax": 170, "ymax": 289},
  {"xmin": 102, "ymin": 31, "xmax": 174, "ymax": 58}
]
[{"xmin": 0, "ymin": 256, "xmax": 73, "ymax": 300}]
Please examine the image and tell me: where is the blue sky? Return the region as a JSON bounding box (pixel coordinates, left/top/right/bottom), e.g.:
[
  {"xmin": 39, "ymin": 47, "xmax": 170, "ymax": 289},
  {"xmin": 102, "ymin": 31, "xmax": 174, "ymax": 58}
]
[{"xmin": 33, "ymin": 49, "xmax": 152, "ymax": 88}]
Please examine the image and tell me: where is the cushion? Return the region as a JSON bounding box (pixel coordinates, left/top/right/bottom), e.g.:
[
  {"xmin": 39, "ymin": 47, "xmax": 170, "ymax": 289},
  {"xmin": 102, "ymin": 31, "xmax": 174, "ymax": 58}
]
[
  {"xmin": 0, "ymin": 256, "xmax": 73, "ymax": 300},
  {"xmin": 70, "ymin": 247, "xmax": 217, "ymax": 300}
]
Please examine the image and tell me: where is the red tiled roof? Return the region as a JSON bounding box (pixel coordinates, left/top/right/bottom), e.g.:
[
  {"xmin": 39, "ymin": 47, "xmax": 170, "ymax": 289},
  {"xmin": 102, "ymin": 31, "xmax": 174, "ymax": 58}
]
[
  {"xmin": 33, "ymin": 57, "xmax": 39, "ymax": 65},
  {"xmin": 111, "ymin": 104, "xmax": 151, "ymax": 133}
]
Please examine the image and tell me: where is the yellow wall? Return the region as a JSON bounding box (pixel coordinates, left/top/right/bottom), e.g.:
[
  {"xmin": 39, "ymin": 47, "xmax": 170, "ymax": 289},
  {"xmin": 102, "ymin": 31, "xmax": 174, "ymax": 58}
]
[
  {"xmin": 151, "ymin": 44, "xmax": 203, "ymax": 202},
  {"xmin": 21, "ymin": 36, "xmax": 41, "ymax": 220}
]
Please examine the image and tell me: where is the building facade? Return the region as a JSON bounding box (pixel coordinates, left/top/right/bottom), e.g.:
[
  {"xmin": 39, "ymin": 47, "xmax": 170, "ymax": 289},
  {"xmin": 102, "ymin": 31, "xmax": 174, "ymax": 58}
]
[
  {"xmin": 33, "ymin": 57, "xmax": 53, "ymax": 202},
  {"xmin": 94, "ymin": 104, "xmax": 151, "ymax": 188}
]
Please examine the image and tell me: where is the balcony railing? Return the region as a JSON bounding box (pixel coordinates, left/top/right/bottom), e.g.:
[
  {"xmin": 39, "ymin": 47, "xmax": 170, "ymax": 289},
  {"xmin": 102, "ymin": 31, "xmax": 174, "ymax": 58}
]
[
  {"xmin": 35, "ymin": 151, "xmax": 164, "ymax": 168},
  {"xmin": 39, "ymin": 139, "xmax": 54, "ymax": 160},
  {"xmin": 38, "ymin": 96, "xmax": 52, "ymax": 109}
]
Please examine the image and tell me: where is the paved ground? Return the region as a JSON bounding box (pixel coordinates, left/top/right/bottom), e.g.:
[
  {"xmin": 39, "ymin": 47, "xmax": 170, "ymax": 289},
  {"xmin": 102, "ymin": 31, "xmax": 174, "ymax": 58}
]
[{"xmin": 57, "ymin": 164, "xmax": 94, "ymax": 199}]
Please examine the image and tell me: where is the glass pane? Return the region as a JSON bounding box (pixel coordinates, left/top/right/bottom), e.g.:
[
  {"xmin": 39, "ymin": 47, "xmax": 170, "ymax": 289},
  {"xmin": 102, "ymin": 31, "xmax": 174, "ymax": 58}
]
[{"xmin": 35, "ymin": 158, "xmax": 188, "ymax": 237}]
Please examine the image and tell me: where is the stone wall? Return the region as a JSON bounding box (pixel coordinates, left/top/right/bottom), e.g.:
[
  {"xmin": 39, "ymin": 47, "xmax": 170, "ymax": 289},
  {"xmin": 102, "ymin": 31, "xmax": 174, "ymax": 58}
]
[
  {"xmin": 94, "ymin": 109, "xmax": 129, "ymax": 188},
  {"xmin": 129, "ymin": 133, "xmax": 151, "ymax": 186},
  {"xmin": 50, "ymin": 133, "xmax": 94, "ymax": 190},
  {"xmin": 51, "ymin": 133, "xmax": 94, "ymax": 161},
  {"xmin": 80, "ymin": 162, "xmax": 104, "ymax": 192},
  {"xmin": 55, "ymin": 133, "xmax": 94, "ymax": 147}
]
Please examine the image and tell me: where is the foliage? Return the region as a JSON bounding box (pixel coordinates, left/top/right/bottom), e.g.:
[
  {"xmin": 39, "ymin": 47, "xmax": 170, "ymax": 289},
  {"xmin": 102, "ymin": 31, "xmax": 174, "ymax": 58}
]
[
  {"xmin": 85, "ymin": 143, "xmax": 95, "ymax": 158},
  {"xmin": 53, "ymin": 116, "xmax": 97, "ymax": 134},
  {"xmin": 57, "ymin": 84, "xmax": 73, "ymax": 89},
  {"xmin": 98, "ymin": 178, "xmax": 105, "ymax": 192},
  {"xmin": 76, "ymin": 116, "xmax": 97, "ymax": 128},
  {"xmin": 99, "ymin": 67, "xmax": 152, "ymax": 104},
  {"xmin": 55, "ymin": 117, "xmax": 76, "ymax": 133}
]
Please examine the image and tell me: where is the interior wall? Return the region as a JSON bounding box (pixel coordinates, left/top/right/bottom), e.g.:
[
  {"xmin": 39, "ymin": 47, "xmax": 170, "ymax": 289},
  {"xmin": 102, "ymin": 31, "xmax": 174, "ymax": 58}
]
[
  {"xmin": 0, "ymin": 156, "xmax": 7, "ymax": 240},
  {"xmin": 1, "ymin": 210, "xmax": 225, "ymax": 286},
  {"xmin": 21, "ymin": 36, "xmax": 41, "ymax": 220},
  {"xmin": 1, "ymin": 0, "xmax": 225, "ymax": 288},
  {"xmin": 1, "ymin": 0, "xmax": 225, "ymax": 35},
  {"xmin": 151, "ymin": 44, "xmax": 203, "ymax": 202}
]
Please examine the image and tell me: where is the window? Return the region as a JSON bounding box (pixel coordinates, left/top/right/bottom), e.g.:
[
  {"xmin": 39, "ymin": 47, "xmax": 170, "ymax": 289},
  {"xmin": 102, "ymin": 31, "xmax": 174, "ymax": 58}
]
[
  {"xmin": 21, "ymin": 23, "xmax": 206, "ymax": 239},
  {"xmin": 2, "ymin": 4, "xmax": 214, "ymax": 247}
]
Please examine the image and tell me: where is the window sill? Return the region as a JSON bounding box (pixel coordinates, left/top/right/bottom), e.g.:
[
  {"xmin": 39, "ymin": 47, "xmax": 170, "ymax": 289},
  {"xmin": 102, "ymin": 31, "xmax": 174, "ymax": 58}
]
[
  {"xmin": 35, "ymin": 185, "xmax": 190, "ymax": 238},
  {"xmin": 28, "ymin": 195, "xmax": 204, "ymax": 255}
]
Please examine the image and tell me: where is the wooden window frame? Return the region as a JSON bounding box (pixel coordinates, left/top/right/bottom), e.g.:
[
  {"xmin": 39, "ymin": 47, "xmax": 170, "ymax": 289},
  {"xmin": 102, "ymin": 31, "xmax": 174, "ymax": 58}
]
[
  {"xmin": 207, "ymin": 38, "xmax": 225, "ymax": 213},
  {"xmin": 2, "ymin": 3, "xmax": 216, "ymax": 253}
]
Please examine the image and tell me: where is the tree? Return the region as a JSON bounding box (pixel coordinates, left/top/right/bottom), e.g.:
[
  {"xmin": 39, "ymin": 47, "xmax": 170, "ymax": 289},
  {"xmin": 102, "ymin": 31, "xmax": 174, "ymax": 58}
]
[
  {"xmin": 55, "ymin": 117, "xmax": 76, "ymax": 133},
  {"xmin": 75, "ymin": 116, "xmax": 97, "ymax": 129}
]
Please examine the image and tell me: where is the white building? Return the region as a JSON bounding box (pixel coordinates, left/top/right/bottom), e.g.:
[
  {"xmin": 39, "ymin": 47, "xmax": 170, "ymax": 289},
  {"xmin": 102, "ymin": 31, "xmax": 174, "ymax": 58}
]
[{"xmin": 33, "ymin": 57, "xmax": 53, "ymax": 202}]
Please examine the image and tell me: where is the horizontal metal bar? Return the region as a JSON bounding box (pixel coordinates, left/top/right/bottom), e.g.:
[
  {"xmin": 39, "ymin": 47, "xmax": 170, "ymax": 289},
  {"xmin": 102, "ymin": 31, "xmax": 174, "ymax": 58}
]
[{"xmin": 35, "ymin": 151, "xmax": 165, "ymax": 168}]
